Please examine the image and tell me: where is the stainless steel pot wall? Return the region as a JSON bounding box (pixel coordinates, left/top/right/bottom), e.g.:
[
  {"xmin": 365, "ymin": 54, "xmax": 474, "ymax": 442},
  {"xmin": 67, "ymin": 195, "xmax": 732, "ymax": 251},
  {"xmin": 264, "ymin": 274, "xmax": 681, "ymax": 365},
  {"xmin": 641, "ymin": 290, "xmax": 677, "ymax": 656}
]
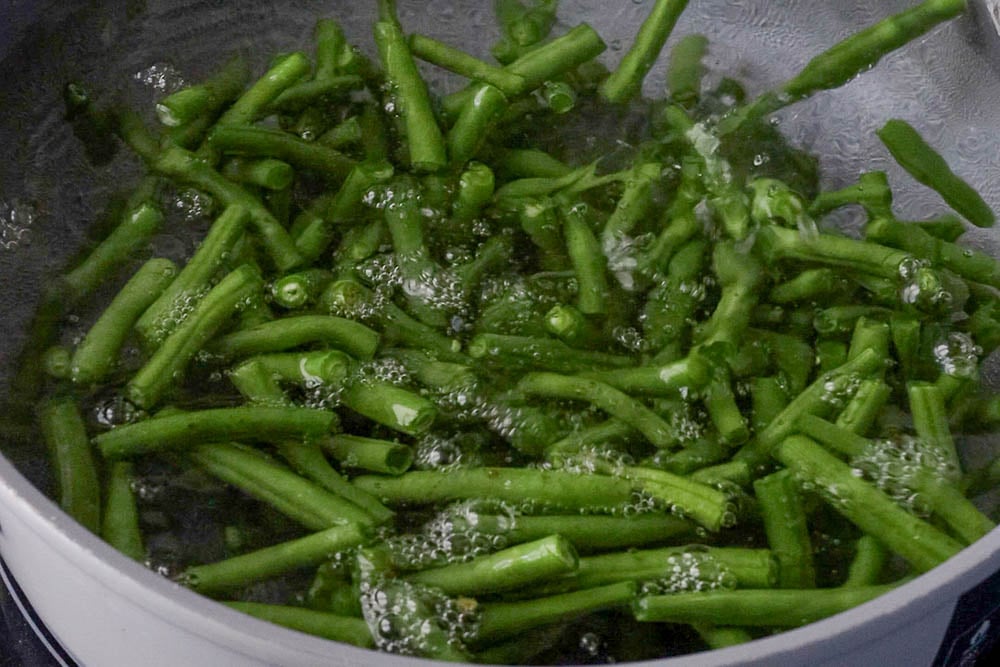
[{"xmin": 2, "ymin": 1, "xmax": 1000, "ymax": 665}]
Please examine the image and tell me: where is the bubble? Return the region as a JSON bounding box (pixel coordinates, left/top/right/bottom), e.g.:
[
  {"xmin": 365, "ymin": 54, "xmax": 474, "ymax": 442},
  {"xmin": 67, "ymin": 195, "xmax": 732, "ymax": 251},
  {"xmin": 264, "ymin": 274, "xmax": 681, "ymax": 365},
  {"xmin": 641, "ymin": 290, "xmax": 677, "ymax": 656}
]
[
  {"xmin": 0, "ymin": 199, "xmax": 35, "ymax": 250},
  {"xmin": 850, "ymin": 435, "xmax": 959, "ymax": 514},
  {"xmin": 933, "ymin": 331, "xmax": 981, "ymax": 379}
]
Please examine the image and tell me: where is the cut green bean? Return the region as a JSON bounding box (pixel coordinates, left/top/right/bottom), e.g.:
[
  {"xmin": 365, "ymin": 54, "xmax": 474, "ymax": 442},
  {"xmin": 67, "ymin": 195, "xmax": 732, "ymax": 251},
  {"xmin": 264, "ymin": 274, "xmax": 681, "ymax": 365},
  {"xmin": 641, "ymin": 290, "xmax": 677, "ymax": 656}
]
[
  {"xmin": 600, "ymin": 0, "xmax": 691, "ymax": 104},
  {"xmin": 223, "ymin": 602, "xmax": 374, "ymax": 648},
  {"xmin": 184, "ymin": 523, "xmax": 367, "ymax": 593},
  {"xmin": 71, "ymin": 257, "xmax": 177, "ymax": 384},
  {"xmin": 374, "ymin": 20, "xmax": 447, "ymax": 172},
  {"xmin": 96, "ymin": 406, "xmax": 336, "ymax": 459},
  {"xmin": 127, "ymin": 263, "xmax": 262, "ymax": 408},
  {"xmin": 323, "ymin": 434, "xmax": 413, "ymax": 475},
  {"xmin": 40, "ymin": 398, "xmax": 101, "ymax": 533},
  {"xmin": 878, "ymin": 118, "xmax": 994, "ymax": 228}
]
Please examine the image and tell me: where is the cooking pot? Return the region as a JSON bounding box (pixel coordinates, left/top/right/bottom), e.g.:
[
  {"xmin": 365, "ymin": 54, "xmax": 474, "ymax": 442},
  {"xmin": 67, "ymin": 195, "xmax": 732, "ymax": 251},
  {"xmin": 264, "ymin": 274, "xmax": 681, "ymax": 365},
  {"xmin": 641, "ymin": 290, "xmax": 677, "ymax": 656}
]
[{"xmin": 2, "ymin": 1, "xmax": 1000, "ymax": 665}]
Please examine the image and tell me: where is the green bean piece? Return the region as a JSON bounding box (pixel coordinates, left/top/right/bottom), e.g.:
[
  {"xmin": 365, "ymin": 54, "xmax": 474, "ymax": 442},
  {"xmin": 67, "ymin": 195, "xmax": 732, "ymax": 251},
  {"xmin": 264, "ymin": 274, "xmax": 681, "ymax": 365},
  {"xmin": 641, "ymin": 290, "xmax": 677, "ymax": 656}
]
[
  {"xmin": 127, "ymin": 263, "xmax": 262, "ymax": 408},
  {"xmin": 184, "ymin": 523, "xmax": 367, "ymax": 593},
  {"xmin": 209, "ymin": 315, "xmax": 379, "ymax": 361},
  {"xmin": 809, "ymin": 172, "xmax": 893, "ymax": 219},
  {"xmin": 223, "ymin": 602, "xmax": 374, "ymax": 648},
  {"xmin": 866, "ymin": 216, "xmax": 1000, "ymax": 288},
  {"xmin": 696, "ymin": 241, "xmax": 764, "ymax": 348},
  {"xmin": 229, "ymin": 359, "xmax": 290, "ymax": 406},
  {"xmin": 547, "ymin": 546, "xmax": 776, "ymax": 593},
  {"xmin": 561, "ymin": 204, "xmax": 609, "ymax": 315},
  {"xmin": 623, "ymin": 466, "xmax": 736, "ymax": 532},
  {"xmin": 96, "ymin": 406, "xmax": 336, "ymax": 459},
  {"xmin": 155, "ymin": 56, "xmax": 251, "ymax": 128},
  {"xmin": 736, "ymin": 348, "xmax": 884, "ymax": 469},
  {"xmin": 724, "ymin": 0, "xmax": 968, "ymax": 132},
  {"xmin": 151, "ymin": 145, "xmax": 304, "ymax": 272},
  {"xmin": 600, "ymin": 0, "xmax": 690, "ymax": 104},
  {"xmin": 408, "ymin": 33, "xmax": 526, "ymax": 95},
  {"xmin": 634, "ymin": 584, "xmax": 897, "ymax": 627},
  {"xmin": 835, "ymin": 378, "xmax": 891, "ymax": 436},
  {"xmin": 577, "ymin": 351, "xmax": 714, "ymax": 398},
  {"xmin": 293, "ymin": 159, "xmax": 394, "ymax": 263},
  {"xmin": 42, "ymin": 346, "xmax": 72, "ymax": 380},
  {"xmin": 769, "ymin": 268, "xmax": 848, "ymax": 305},
  {"xmin": 441, "ymin": 23, "xmax": 607, "ymax": 117},
  {"xmin": 63, "ymin": 184, "xmax": 165, "ymax": 303},
  {"xmin": 602, "ymin": 162, "xmax": 662, "ymax": 251},
  {"xmin": 323, "ymin": 434, "xmax": 413, "ymax": 475},
  {"xmin": 221, "ymin": 158, "xmax": 294, "ymax": 191},
  {"xmin": 136, "ymin": 205, "xmax": 250, "ymax": 347},
  {"xmin": 544, "ymin": 304, "xmax": 603, "ymax": 349},
  {"xmin": 313, "ymin": 18, "xmax": 349, "ymax": 79},
  {"xmin": 70, "ymin": 257, "xmax": 177, "ymax": 384},
  {"xmin": 341, "ymin": 381, "xmax": 437, "ymax": 436},
  {"xmin": 496, "ymin": 0, "xmax": 558, "ymax": 48},
  {"xmin": 756, "ymin": 224, "xmax": 912, "ymax": 280},
  {"xmin": 448, "ymin": 84, "xmax": 509, "ymax": 167},
  {"xmin": 703, "ymin": 369, "xmax": 750, "ymax": 446},
  {"xmin": 499, "ymin": 514, "xmax": 694, "ymax": 553},
  {"xmin": 318, "ymin": 115, "xmax": 363, "ymax": 149},
  {"xmin": 475, "ymin": 581, "xmax": 637, "ymax": 645},
  {"xmin": 406, "ymin": 535, "xmax": 578, "ymax": 595},
  {"xmin": 878, "ymin": 118, "xmax": 994, "ymax": 228},
  {"xmin": 774, "ymin": 435, "xmax": 963, "ymax": 573},
  {"xmin": 277, "ymin": 440, "xmax": 394, "ymax": 524},
  {"xmin": 469, "ymin": 334, "xmax": 632, "ymax": 373},
  {"xmin": 667, "ymin": 33, "xmax": 709, "ymax": 108},
  {"xmin": 374, "ymin": 20, "xmax": 447, "ymax": 172},
  {"xmin": 694, "ymin": 625, "xmax": 754, "ymax": 650},
  {"xmin": 907, "ymin": 382, "xmax": 962, "ymax": 479},
  {"xmin": 217, "ymin": 51, "xmax": 310, "ymax": 126},
  {"xmin": 842, "ymin": 535, "xmax": 888, "ymax": 588},
  {"xmin": 353, "ymin": 467, "xmax": 636, "ymax": 512},
  {"xmin": 271, "ymin": 269, "xmax": 334, "ymax": 310},
  {"xmin": 518, "ymin": 372, "xmax": 676, "ymax": 448},
  {"xmin": 794, "ymin": 415, "xmax": 870, "ymax": 459},
  {"xmin": 753, "ymin": 470, "xmax": 816, "ymax": 589},
  {"xmin": 269, "ymin": 75, "xmax": 364, "ymax": 113},
  {"xmin": 497, "ymin": 148, "xmax": 573, "ymax": 179},
  {"xmin": 321, "ymin": 279, "xmax": 465, "ymax": 362},
  {"xmin": 40, "ymin": 398, "xmax": 101, "ymax": 533},
  {"xmin": 208, "ymin": 126, "xmax": 355, "ymax": 181},
  {"xmin": 814, "ymin": 339, "xmax": 849, "ymax": 375},
  {"xmin": 102, "ymin": 461, "xmax": 145, "ymax": 561},
  {"xmin": 190, "ymin": 442, "xmax": 373, "ymax": 530}
]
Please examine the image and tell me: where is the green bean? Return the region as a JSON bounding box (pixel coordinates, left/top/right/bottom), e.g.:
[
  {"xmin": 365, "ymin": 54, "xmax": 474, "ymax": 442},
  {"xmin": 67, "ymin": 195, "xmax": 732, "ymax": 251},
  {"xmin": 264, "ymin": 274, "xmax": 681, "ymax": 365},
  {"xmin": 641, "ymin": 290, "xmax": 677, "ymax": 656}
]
[
  {"xmin": 40, "ymin": 397, "xmax": 101, "ymax": 533},
  {"xmin": 71, "ymin": 257, "xmax": 177, "ymax": 384},
  {"xmin": 635, "ymin": 584, "xmax": 898, "ymax": 627},
  {"xmin": 600, "ymin": 0, "xmax": 690, "ymax": 104},
  {"xmin": 374, "ymin": 20, "xmax": 447, "ymax": 172},
  {"xmin": 102, "ymin": 461, "xmax": 145, "ymax": 561},
  {"xmin": 127, "ymin": 263, "xmax": 263, "ymax": 408},
  {"xmin": 223, "ymin": 603, "xmax": 373, "ymax": 648},
  {"xmin": 184, "ymin": 523, "xmax": 367, "ymax": 593},
  {"xmin": 406, "ymin": 535, "xmax": 578, "ymax": 595},
  {"xmin": 209, "ymin": 315, "xmax": 379, "ymax": 361},
  {"xmin": 753, "ymin": 470, "xmax": 816, "ymax": 589},
  {"xmin": 878, "ymin": 118, "xmax": 994, "ymax": 228},
  {"xmin": 323, "ymin": 434, "xmax": 413, "ymax": 475},
  {"xmin": 774, "ymin": 435, "xmax": 963, "ymax": 572},
  {"xmin": 408, "ymin": 33, "xmax": 525, "ymax": 94},
  {"xmin": 136, "ymin": 205, "xmax": 250, "ymax": 347},
  {"xmin": 353, "ymin": 467, "xmax": 636, "ymax": 513},
  {"xmin": 96, "ymin": 406, "xmax": 336, "ymax": 459},
  {"xmin": 209, "ymin": 125, "xmax": 355, "ymax": 181},
  {"xmin": 217, "ymin": 51, "xmax": 310, "ymax": 126},
  {"xmin": 277, "ymin": 440, "xmax": 394, "ymax": 524}
]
